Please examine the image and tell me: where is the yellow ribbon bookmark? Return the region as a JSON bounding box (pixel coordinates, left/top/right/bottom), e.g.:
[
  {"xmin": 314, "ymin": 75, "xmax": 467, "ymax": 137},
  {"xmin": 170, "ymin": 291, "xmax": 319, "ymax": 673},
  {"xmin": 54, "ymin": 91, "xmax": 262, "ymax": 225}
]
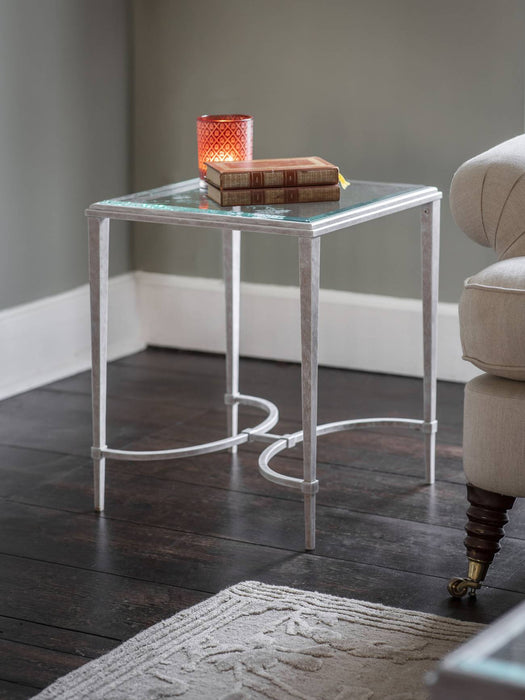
[{"xmin": 338, "ymin": 172, "xmax": 351, "ymax": 189}]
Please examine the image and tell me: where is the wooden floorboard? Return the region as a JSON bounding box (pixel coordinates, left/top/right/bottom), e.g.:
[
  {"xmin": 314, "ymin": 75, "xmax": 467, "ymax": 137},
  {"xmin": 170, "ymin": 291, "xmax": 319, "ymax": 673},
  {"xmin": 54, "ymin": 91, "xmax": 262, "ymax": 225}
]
[
  {"xmin": 0, "ymin": 679, "xmax": 40, "ymax": 700},
  {"xmin": 2, "ymin": 347, "xmax": 525, "ymax": 697},
  {"xmin": 0, "ymin": 614, "xmax": 120, "ymax": 658}
]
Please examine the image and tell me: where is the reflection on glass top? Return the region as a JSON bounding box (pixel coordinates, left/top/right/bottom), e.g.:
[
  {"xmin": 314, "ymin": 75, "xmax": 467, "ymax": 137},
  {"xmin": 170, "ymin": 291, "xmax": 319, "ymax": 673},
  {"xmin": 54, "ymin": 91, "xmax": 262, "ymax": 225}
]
[
  {"xmin": 458, "ymin": 626, "xmax": 525, "ymax": 687},
  {"xmin": 96, "ymin": 179, "xmax": 428, "ymax": 223}
]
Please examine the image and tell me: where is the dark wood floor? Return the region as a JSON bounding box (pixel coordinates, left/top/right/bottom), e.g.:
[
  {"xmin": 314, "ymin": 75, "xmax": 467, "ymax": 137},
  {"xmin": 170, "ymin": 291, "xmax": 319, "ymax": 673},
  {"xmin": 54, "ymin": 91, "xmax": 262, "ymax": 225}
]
[{"xmin": 1, "ymin": 348, "xmax": 525, "ymax": 698}]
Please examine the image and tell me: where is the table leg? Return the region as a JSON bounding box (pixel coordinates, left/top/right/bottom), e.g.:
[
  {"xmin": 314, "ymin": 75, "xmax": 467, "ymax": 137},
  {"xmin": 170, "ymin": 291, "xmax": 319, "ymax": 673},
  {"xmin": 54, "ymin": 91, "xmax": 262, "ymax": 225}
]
[
  {"xmin": 89, "ymin": 216, "xmax": 109, "ymax": 511},
  {"xmin": 223, "ymin": 229, "xmax": 241, "ymax": 454},
  {"xmin": 421, "ymin": 200, "xmax": 440, "ymax": 484},
  {"xmin": 299, "ymin": 237, "xmax": 321, "ymax": 550}
]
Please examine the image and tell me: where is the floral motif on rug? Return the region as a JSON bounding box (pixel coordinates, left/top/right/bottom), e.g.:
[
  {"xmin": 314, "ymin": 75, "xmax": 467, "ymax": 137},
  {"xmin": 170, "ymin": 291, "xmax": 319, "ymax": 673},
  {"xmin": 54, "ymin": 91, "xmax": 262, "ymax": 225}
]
[{"xmin": 32, "ymin": 581, "xmax": 483, "ymax": 700}]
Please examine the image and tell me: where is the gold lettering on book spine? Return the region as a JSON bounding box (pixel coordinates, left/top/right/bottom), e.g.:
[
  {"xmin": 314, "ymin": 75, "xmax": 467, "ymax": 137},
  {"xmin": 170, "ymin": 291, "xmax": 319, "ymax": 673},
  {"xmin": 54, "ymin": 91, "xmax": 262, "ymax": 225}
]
[
  {"xmin": 251, "ymin": 189, "xmax": 264, "ymax": 205},
  {"xmin": 285, "ymin": 188, "xmax": 299, "ymax": 203},
  {"xmin": 250, "ymin": 172, "xmax": 263, "ymax": 188}
]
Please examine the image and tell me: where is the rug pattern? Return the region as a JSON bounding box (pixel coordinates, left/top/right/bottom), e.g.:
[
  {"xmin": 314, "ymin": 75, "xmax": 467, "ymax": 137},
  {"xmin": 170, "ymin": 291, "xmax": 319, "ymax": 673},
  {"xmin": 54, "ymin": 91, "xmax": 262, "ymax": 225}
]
[{"xmin": 33, "ymin": 581, "xmax": 483, "ymax": 699}]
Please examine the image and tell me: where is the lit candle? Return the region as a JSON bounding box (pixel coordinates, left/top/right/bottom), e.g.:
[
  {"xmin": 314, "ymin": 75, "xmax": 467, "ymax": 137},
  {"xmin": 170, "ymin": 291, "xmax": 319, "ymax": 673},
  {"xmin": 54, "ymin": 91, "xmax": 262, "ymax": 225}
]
[{"xmin": 196, "ymin": 114, "xmax": 253, "ymax": 188}]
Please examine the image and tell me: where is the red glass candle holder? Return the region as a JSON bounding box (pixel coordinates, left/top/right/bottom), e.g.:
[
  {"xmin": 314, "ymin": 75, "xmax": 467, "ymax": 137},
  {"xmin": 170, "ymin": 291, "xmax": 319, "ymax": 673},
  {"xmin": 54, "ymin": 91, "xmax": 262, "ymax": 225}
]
[{"xmin": 197, "ymin": 114, "xmax": 253, "ymax": 188}]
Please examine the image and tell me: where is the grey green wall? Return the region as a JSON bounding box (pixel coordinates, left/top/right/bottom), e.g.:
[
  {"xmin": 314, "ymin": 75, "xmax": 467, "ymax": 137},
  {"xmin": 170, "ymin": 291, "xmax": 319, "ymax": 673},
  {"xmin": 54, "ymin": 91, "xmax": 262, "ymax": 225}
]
[
  {"xmin": 132, "ymin": 0, "xmax": 525, "ymax": 303},
  {"xmin": 0, "ymin": 0, "xmax": 131, "ymax": 311},
  {"xmin": 2, "ymin": 1, "xmax": 523, "ymax": 313}
]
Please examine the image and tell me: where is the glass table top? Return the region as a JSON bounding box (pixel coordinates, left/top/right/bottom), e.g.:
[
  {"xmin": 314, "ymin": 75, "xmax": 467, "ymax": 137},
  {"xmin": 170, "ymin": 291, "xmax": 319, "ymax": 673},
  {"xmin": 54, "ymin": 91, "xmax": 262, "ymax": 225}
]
[
  {"xmin": 95, "ymin": 178, "xmax": 430, "ymax": 224},
  {"xmin": 433, "ymin": 599, "xmax": 525, "ymax": 695},
  {"xmin": 457, "ymin": 627, "xmax": 525, "ymax": 688}
]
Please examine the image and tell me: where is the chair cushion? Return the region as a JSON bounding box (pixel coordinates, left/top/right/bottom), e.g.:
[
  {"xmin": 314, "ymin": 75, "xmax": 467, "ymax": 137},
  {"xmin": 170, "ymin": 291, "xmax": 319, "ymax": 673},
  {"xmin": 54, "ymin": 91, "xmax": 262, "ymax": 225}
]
[
  {"xmin": 464, "ymin": 374, "xmax": 525, "ymax": 496},
  {"xmin": 459, "ymin": 257, "xmax": 525, "ymax": 380},
  {"xmin": 450, "ymin": 134, "xmax": 525, "ymax": 259}
]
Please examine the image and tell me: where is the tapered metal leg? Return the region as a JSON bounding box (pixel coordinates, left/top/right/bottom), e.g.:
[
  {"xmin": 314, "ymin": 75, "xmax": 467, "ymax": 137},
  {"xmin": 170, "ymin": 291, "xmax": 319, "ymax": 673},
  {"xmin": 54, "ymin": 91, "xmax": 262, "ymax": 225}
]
[
  {"xmin": 421, "ymin": 200, "xmax": 440, "ymax": 484},
  {"xmin": 223, "ymin": 229, "xmax": 241, "ymax": 454},
  {"xmin": 299, "ymin": 236, "xmax": 321, "ymax": 550},
  {"xmin": 89, "ymin": 217, "xmax": 110, "ymax": 512}
]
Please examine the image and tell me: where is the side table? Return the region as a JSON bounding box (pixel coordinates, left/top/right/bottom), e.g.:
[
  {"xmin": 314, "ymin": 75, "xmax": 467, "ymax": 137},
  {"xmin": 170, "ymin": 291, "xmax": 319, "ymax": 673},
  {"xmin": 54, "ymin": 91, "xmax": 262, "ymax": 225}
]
[
  {"xmin": 429, "ymin": 599, "xmax": 525, "ymax": 699},
  {"xmin": 86, "ymin": 178, "xmax": 441, "ymax": 550}
]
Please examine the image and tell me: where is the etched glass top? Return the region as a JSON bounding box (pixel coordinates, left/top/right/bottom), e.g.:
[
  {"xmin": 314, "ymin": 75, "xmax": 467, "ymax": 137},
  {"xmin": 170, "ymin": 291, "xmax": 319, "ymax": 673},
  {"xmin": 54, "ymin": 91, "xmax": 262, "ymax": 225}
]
[{"xmin": 95, "ymin": 179, "xmax": 428, "ymax": 223}]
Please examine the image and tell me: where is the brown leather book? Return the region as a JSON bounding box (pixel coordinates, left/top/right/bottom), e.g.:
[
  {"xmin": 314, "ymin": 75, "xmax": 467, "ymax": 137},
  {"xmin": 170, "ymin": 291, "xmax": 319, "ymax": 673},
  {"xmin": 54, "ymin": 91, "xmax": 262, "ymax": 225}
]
[
  {"xmin": 207, "ymin": 183, "xmax": 340, "ymax": 207},
  {"xmin": 205, "ymin": 156, "xmax": 339, "ymax": 190}
]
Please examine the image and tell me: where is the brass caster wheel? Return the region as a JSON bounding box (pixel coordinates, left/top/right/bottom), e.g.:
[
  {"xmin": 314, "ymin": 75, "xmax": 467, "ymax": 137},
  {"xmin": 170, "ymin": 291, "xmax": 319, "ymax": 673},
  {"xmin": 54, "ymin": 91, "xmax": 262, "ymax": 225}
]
[{"xmin": 447, "ymin": 577, "xmax": 480, "ymax": 599}]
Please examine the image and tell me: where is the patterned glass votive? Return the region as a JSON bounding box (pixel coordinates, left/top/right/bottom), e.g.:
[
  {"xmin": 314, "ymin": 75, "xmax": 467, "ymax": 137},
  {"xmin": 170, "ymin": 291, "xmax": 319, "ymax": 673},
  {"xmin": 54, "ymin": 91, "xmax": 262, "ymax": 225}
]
[{"xmin": 197, "ymin": 114, "xmax": 253, "ymax": 188}]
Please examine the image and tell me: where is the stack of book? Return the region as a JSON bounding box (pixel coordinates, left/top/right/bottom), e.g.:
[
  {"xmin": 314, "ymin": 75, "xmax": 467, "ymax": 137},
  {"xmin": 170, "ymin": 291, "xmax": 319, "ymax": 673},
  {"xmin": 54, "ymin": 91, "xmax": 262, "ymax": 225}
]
[{"xmin": 205, "ymin": 156, "xmax": 341, "ymax": 206}]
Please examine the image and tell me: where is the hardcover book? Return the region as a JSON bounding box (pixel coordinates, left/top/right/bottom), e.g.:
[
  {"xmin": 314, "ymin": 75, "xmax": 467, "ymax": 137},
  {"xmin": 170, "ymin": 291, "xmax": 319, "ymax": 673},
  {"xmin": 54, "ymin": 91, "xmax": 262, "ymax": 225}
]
[
  {"xmin": 205, "ymin": 156, "xmax": 339, "ymax": 190},
  {"xmin": 207, "ymin": 183, "xmax": 341, "ymax": 207}
]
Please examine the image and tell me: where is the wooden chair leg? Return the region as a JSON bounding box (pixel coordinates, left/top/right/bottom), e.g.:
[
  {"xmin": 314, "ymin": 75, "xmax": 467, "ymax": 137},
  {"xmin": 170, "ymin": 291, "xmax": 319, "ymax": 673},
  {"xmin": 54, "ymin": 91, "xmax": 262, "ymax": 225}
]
[{"xmin": 448, "ymin": 484, "xmax": 516, "ymax": 598}]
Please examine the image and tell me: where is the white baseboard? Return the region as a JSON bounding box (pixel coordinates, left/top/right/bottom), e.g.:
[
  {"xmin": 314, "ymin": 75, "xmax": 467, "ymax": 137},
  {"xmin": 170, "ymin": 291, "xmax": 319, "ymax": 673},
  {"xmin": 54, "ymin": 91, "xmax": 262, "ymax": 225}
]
[
  {"xmin": 0, "ymin": 273, "xmax": 145, "ymax": 400},
  {"xmin": 137, "ymin": 271, "xmax": 478, "ymax": 383},
  {"xmin": 0, "ymin": 270, "xmax": 476, "ymax": 400}
]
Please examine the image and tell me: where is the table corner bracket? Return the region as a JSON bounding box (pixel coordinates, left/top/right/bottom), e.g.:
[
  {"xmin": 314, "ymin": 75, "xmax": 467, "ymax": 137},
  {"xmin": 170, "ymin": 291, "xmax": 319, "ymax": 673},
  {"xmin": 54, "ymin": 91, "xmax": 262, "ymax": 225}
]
[
  {"xmin": 301, "ymin": 480, "xmax": 320, "ymax": 495},
  {"xmin": 91, "ymin": 446, "xmax": 107, "ymax": 460}
]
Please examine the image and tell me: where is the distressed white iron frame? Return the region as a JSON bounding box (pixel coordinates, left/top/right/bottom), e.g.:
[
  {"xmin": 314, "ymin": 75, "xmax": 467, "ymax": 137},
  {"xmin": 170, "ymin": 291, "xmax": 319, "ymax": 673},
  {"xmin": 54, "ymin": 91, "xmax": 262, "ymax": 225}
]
[{"xmin": 86, "ymin": 178, "xmax": 441, "ymax": 551}]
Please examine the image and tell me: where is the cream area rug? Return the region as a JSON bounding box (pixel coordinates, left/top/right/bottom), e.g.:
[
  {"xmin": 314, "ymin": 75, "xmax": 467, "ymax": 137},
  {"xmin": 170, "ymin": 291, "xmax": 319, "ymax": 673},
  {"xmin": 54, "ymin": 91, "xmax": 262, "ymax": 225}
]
[{"xmin": 33, "ymin": 581, "xmax": 482, "ymax": 700}]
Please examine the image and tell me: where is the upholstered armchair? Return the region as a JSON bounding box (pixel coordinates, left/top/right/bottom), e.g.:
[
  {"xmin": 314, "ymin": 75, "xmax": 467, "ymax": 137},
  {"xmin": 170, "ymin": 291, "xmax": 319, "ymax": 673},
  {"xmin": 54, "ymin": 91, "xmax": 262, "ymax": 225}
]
[{"xmin": 447, "ymin": 134, "xmax": 525, "ymax": 598}]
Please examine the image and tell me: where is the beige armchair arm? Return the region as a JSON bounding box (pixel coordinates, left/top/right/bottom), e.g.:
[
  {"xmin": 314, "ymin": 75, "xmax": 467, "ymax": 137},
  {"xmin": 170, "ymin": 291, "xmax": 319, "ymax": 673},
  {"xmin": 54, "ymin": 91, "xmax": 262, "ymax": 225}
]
[{"xmin": 450, "ymin": 133, "xmax": 525, "ymax": 259}]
